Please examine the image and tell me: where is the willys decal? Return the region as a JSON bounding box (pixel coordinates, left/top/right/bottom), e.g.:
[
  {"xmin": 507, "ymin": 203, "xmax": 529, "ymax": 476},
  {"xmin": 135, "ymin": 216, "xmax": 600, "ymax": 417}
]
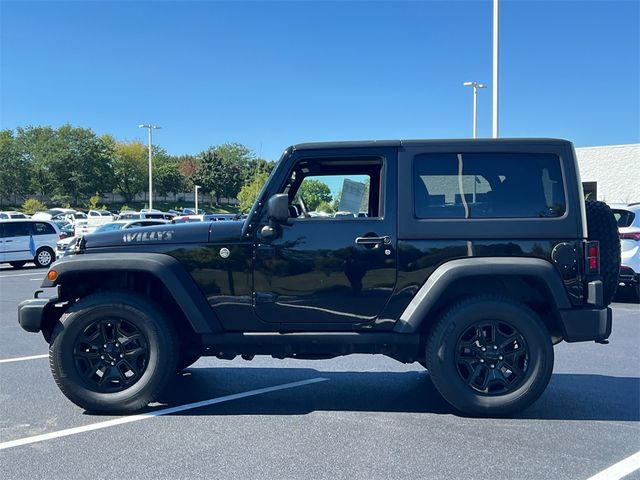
[{"xmin": 123, "ymin": 230, "xmax": 175, "ymax": 243}]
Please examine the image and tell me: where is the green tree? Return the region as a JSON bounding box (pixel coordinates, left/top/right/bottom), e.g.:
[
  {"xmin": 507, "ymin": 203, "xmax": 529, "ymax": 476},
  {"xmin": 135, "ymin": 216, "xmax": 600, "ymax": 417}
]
[
  {"xmin": 14, "ymin": 126, "xmax": 58, "ymax": 196},
  {"xmin": 316, "ymin": 200, "xmax": 335, "ymax": 214},
  {"xmin": 193, "ymin": 147, "xmax": 245, "ymax": 205},
  {"xmin": 21, "ymin": 198, "xmax": 47, "ymax": 215},
  {"xmin": 112, "ymin": 140, "xmax": 148, "ymax": 203},
  {"xmin": 0, "ymin": 130, "xmax": 31, "ymax": 206},
  {"xmin": 48, "ymin": 125, "xmax": 115, "ymax": 203},
  {"xmin": 154, "ymin": 161, "xmax": 184, "ymax": 198},
  {"xmin": 298, "ymin": 179, "xmax": 332, "ymax": 211},
  {"xmin": 245, "ymin": 157, "xmax": 275, "ymax": 180},
  {"xmin": 237, "ymin": 172, "xmax": 269, "ymax": 213}
]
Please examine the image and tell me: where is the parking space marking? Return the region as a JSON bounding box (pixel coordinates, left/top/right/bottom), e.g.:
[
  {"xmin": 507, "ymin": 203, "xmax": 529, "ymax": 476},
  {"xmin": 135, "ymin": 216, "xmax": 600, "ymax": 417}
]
[
  {"xmin": 586, "ymin": 450, "xmax": 640, "ymax": 480},
  {"xmin": 0, "ymin": 272, "xmax": 44, "ymax": 278},
  {"xmin": 0, "ymin": 354, "xmax": 48, "ymax": 364},
  {"xmin": 0, "ymin": 377, "xmax": 329, "ymax": 450}
]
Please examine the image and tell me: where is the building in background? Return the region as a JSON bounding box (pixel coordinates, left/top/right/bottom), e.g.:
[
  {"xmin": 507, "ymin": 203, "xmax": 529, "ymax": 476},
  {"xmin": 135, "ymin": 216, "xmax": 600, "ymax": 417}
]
[{"xmin": 575, "ymin": 144, "xmax": 639, "ymax": 203}]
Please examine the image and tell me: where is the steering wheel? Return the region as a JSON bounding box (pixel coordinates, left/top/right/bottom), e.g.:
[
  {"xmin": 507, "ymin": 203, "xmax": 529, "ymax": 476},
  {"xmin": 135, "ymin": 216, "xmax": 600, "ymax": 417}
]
[{"xmin": 297, "ymin": 195, "xmax": 310, "ymax": 218}]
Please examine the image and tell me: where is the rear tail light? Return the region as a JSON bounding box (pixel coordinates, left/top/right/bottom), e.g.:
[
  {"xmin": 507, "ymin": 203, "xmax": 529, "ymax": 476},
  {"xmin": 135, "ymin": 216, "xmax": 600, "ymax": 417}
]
[
  {"xmin": 620, "ymin": 232, "xmax": 640, "ymax": 241},
  {"xmin": 59, "ymin": 234, "xmax": 65, "ymax": 240},
  {"xmin": 585, "ymin": 241, "xmax": 600, "ymax": 274}
]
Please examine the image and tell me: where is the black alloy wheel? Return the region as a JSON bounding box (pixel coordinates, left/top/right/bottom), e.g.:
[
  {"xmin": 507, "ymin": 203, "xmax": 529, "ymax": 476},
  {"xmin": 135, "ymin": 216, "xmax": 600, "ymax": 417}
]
[
  {"xmin": 73, "ymin": 318, "xmax": 149, "ymax": 393},
  {"xmin": 455, "ymin": 320, "xmax": 529, "ymax": 395},
  {"xmin": 426, "ymin": 296, "xmax": 553, "ymax": 417},
  {"xmin": 49, "ymin": 292, "xmax": 178, "ymax": 414}
]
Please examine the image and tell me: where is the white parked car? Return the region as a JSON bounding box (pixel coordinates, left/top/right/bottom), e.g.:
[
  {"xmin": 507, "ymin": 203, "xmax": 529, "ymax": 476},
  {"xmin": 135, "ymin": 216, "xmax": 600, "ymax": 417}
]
[
  {"xmin": 56, "ymin": 219, "xmax": 169, "ymax": 259},
  {"xmin": 0, "ymin": 211, "xmax": 29, "ymax": 219},
  {"xmin": 0, "ymin": 219, "xmax": 61, "ymax": 268},
  {"xmin": 610, "ymin": 203, "xmax": 640, "ymax": 300}
]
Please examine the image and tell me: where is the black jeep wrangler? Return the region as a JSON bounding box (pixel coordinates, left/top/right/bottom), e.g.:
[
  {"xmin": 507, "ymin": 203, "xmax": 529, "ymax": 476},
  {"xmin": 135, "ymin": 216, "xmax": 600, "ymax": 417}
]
[{"xmin": 18, "ymin": 139, "xmax": 620, "ymax": 416}]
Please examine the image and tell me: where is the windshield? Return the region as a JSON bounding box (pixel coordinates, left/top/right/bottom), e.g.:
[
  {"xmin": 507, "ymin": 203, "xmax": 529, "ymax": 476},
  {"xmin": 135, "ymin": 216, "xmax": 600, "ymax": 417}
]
[
  {"xmin": 241, "ymin": 150, "xmax": 286, "ymax": 237},
  {"xmin": 95, "ymin": 223, "xmax": 125, "ymax": 233}
]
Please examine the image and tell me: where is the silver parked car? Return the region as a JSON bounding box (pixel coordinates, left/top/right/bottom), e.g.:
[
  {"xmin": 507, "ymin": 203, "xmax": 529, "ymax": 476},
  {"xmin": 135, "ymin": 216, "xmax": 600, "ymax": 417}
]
[{"xmin": 0, "ymin": 219, "xmax": 61, "ymax": 268}]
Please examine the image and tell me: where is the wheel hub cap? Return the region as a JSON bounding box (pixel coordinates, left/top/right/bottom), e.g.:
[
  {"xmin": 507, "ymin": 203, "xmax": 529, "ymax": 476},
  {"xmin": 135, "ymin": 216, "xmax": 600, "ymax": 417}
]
[
  {"xmin": 73, "ymin": 318, "xmax": 149, "ymax": 393},
  {"xmin": 455, "ymin": 320, "xmax": 529, "ymax": 395}
]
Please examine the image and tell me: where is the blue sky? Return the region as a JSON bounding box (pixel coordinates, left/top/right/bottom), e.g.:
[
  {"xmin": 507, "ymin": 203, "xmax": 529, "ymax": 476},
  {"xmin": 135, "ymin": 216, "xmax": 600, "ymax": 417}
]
[{"xmin": 1, "ymin": 0, "xmax": 638, "ymax": 161}]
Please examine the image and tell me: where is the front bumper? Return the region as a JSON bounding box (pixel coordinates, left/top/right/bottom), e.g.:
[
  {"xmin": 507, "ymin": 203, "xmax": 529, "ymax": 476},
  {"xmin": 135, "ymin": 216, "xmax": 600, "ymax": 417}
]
[
  {"xmin": 559, "ymin": 306, "xmax": 612, "ymax": 343},
  {"xmin": 18, "ymin": 295, "xmax": 58, "ymax": 333}
]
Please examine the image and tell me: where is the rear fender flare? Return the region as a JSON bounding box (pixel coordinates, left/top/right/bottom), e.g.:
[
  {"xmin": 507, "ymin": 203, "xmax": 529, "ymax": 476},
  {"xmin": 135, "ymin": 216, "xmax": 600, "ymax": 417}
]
[{"xmin": 393, "ymin": 257, "xmax": 572, "ymax": 334}]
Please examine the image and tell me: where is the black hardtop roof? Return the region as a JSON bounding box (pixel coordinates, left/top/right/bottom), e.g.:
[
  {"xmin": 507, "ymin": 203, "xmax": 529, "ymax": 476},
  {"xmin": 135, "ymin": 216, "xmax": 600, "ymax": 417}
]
[{"xmin": 291, "ymin": 138, "xmax": 572, "ymax": 152}]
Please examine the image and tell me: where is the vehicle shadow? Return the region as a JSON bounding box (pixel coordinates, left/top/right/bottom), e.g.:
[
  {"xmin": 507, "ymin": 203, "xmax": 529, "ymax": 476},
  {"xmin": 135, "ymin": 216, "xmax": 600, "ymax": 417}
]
[
  {"xmin": 151, "ymin": 367, "xmax": 640, "ymax": 422},
  {"xmin": 0, "ymin": 263, "xmax": 39, "ymax": 272},
  {"xmin": 613, "ymin": 287, "xmax": 640, "ymax": 304}
]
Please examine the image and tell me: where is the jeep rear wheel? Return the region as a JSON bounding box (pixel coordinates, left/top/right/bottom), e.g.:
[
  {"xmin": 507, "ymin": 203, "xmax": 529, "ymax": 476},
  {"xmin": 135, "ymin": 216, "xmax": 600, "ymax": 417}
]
[
  {"xmin": 49, "ymin": 292, "xmax": 178, "ymax": 414},
  {"xmin": 426, "ymin": 296, "xmax": 553, "ymax": 416}
]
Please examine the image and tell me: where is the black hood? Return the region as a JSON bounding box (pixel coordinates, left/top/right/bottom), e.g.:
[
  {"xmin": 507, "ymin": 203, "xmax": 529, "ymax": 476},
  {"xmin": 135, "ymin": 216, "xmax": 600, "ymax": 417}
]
[
  {"xmin": 81, "ymin": 221, "xmax": 224, "ymax": 249},
  {"xmin": 83, "ymin": 220, "xmax": 244, "ymax": 249}
]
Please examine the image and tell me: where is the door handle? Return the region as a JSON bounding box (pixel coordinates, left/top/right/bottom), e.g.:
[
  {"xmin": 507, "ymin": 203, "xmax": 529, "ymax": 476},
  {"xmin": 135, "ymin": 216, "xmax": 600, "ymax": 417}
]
[{"xmin": 355, "ymin": 236, "xmax": 391, "ymax": 245}]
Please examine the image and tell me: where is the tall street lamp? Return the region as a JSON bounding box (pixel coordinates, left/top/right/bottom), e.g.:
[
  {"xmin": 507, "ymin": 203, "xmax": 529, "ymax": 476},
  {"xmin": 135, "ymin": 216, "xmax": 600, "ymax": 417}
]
[
  {"xmin": 138, "ymin": 124, "xmax": 161, "ymax": 209},
  {"xmin": 194, "ymin": 185, "xmax": 201, "ymax": 215},
  {"xmin": 463, "ymin": 82, "xmax": 486, "ymax": 138},
  {"xmin": 492, "ymin": 0, "xmax": 500, "ymax": 138}
]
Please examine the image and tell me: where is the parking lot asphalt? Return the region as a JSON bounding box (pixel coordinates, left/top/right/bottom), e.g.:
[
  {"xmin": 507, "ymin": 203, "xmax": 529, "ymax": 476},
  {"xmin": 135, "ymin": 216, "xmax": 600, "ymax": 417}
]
[{"xmin": 1, "ymin": 264, "xmax": 639, "ymax": 480}]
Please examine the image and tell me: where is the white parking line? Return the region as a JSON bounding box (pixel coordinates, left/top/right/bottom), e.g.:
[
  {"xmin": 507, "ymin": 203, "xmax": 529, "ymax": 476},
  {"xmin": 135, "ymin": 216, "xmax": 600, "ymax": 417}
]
[
  {"xmin": 0, "ymin": 377, "xmax": 329, "ymax": 450},
  {"xmin": 0, "ymin": 272, "xmax": 44, "ymax": 278},
  {"xmin": 586, "ymin": 450, "xmax": 640, "ymax": 480},
  {"xmin": 0, "ymin": 354, "xmax": 48, "ymax": 364}
]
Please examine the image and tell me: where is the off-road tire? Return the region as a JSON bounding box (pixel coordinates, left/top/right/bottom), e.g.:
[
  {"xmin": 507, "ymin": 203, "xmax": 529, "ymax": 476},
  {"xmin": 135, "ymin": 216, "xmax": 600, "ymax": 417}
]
[
  {"xmin": 49, "ymin": 292, "xmax": 179, "ymax": 414},
  {"xmin": 34, "ymin": 247, "xmax": 55, "ymax": 268},
  {"xmin": 585, "ymin": 200, "xmax": 621, "ymax": 306},
  {"xmin": 426, "ymin": 296, "xmax": 553, "ymax": 417}
]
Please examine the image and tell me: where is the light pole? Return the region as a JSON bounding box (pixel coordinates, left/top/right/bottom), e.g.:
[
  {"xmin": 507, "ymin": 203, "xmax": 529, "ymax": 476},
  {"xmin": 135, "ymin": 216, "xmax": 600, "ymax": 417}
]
[
  {"xmin": 492, "ymin": 0, "xmax": 499, "ymax": 138},
  {"xmin": 463, "ymin": 82, "xmax": 486, "ymax": 138},
  {"xmin": 138, "ymin": 124, "xmax": 161, "ymax": 209},
  {"xmin": 194, "ymin": 185, "xmax": 201, "ymax": 215}
]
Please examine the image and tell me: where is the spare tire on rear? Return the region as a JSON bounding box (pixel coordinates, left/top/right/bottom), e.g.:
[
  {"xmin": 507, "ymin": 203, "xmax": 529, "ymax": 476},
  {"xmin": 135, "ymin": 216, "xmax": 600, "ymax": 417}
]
[{"xmin": 585, "ymin": 200, "xmax": 620, "ymax": 306}]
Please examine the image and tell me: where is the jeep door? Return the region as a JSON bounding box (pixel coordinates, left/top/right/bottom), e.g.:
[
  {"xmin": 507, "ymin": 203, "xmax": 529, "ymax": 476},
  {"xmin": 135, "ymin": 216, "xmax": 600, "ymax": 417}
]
[{"xmin": 253, "ymin": 147, "xmax": 397, "ymax": 326}]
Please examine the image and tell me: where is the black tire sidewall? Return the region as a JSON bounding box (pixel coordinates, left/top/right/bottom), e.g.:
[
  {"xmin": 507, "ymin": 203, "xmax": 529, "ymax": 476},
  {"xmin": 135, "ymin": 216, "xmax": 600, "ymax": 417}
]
[
  {"xmin": 427, "ymin": 298, "xmax": 553, "ymax": 416},
  {"xmin": 50, "ymin": 294, "xmax": 177, "ymax": 413}
]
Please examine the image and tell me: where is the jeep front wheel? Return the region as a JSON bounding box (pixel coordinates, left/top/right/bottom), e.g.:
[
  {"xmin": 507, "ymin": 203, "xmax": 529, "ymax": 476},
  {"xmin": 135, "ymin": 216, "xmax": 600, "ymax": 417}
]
[
  {"xmin": 49, "ymin": 292, "xmax": 178, "ymax": 414},
  {"xmin": 426, "ymin": 296, "xmax": 553, "ymax": 416}
]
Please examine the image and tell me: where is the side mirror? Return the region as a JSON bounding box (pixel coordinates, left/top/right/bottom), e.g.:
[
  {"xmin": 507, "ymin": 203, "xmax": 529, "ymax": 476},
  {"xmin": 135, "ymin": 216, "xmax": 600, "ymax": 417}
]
[{"xmin": 267, "ymin": 193, "xmax": 289, "ymax": 223}]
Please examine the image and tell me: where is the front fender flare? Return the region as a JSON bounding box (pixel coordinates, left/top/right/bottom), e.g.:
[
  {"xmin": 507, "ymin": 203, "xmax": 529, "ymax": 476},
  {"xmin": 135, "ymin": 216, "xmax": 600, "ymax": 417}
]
[{"xmin": 43, "ymin": 253, "xmax": 221, "ymax": 334}]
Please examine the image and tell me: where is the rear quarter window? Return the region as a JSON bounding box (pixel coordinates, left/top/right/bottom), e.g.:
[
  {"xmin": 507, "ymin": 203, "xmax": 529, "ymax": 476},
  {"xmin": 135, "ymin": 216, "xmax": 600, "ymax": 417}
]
[
  {"xmin": 33, "ymin": 222, "xmax": 56, "ymax": 235},
  {"xmin": 611, "ymin": 209, "xmax": 635, "ymax": 228},
  {"xmin": 414, "ymin": 152, "xmax": 566, "ymax": 219}
]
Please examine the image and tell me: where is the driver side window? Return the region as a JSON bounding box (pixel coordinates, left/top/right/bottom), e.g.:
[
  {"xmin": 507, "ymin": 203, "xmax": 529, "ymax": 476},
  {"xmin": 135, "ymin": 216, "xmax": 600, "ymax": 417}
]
[{"xmin": 285, "ymin": 158, "xmax": 382, "ymax": 220}]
